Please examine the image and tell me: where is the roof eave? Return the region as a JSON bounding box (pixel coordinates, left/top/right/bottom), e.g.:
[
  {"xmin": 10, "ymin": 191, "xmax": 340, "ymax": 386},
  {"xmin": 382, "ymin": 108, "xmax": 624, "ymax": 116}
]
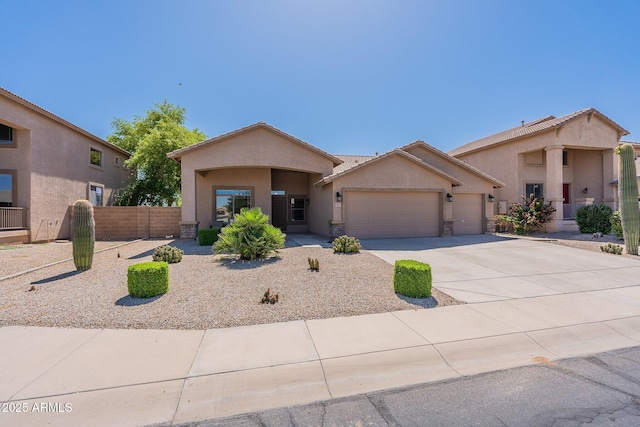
[
  {"xmin": 402, "ymin": 140, "xmax": 505, "ymax": 188},
  {"xmin": 0, "ymin": 87, "xmax": 131, "ymax": 157},
  {"xmin": 167, "ymin": 122, "xmax": 343, "ymax": 166}
]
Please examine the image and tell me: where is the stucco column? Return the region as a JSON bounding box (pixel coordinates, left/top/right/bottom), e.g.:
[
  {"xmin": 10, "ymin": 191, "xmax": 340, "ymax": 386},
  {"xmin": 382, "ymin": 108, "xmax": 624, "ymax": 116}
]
[
  {"xmin": 602, "ymin": 149, "xmax": 616, "ymax": 209},
  {"xmin": 179, "ymin": 166, "xmax": 198, "ymax": 239},
  {"xmin": 545, "ymin": 145, "xmax": 564, "ymax": 232}
]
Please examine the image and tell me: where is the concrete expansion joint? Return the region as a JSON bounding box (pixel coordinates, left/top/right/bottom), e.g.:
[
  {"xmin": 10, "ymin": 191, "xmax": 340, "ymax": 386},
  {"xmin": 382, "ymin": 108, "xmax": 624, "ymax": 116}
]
[
  {"xmin": 365, "ymin": 394, "xmax": 396, "ymax": 426},
  {"xmin": 543, "ymin": 359, "xmax": 640, "ymax": 400},
  {"xmin": 585, "ymin": 356, "xmax": 640, "ymax": 389},
  {"xmin": 304, "ymin": 320, "xmax": 333, "ymax": 399}
]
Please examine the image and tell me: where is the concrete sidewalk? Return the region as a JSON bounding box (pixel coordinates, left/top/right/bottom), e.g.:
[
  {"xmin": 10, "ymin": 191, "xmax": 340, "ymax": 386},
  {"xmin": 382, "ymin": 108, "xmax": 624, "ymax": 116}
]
[{"xmin": 1, "ymin": 235, "xmax": 639, "ymax": 426}]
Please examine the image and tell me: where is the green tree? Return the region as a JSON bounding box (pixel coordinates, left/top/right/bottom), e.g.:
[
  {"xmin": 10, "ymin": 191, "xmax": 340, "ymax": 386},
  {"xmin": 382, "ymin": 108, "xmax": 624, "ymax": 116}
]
[{"xmin": 107, "ymin": 101, "xmax": 206, "ymax": 206}]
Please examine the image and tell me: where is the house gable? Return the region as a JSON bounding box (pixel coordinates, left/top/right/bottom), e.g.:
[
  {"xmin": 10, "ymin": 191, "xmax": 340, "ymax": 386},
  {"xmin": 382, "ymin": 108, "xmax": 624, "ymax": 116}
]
[
  {"xmin": 318, "ymin": 149, "xmax": 461, "ymax": 189},
  {"xmin": 449, "ymin": 108, "xmax": 629, "ymax": 157},
  {"xmin": 401, "ymin": 141, "xmax": 504, "ymax": 190},
  {"xmin": 169, "ymin": 122, "xmax": 340, "ymax": 175}
]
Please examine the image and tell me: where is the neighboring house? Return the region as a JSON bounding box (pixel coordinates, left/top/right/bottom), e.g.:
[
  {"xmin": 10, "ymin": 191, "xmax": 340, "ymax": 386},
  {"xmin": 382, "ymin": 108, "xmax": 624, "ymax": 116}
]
[
  {"xmin": 449, "ymin": 108, "xmax": 629, "ymax": 232},
  {"xmin": 624, "ymin": 141, "xmax": 640, "ymax": 183},
  {"xmin": 0, "ymin": 88, "xmax": 131, "ymax": 244},
  {"xmin": 168, "ymin": 122, "xmax": 503, "ymax": 239}
]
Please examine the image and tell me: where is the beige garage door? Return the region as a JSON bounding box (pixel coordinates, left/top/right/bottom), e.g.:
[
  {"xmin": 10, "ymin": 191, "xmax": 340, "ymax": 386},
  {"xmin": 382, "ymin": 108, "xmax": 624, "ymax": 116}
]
[
  {"xmin": 345, "ymin": 191, "xmax": 440, "ymax": 238},
  {"xmin": 452, "ymin": 193, "xmax": 483, "ymax": 235}
]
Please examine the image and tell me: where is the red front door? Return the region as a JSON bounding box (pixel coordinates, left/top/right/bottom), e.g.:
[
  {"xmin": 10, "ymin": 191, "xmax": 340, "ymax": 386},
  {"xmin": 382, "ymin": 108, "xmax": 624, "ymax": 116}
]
[{"xmin": 563, "ymin": 184, "xmax": 570, "ymax": 204}]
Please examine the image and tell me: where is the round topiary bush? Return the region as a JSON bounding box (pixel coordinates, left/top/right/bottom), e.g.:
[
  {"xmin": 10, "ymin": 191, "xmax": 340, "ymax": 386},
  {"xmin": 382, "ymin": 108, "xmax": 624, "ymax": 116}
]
[
  {"xmin": 198, "ymin": 228, "xmax": 220, "ymax": 246},
  {"xmin": 393, "ymin": 259, "xmax": 432, "ymax": 298},
  {"xmin": 127, "ymin": 261, "xmax": 169, "ymax": 298}
]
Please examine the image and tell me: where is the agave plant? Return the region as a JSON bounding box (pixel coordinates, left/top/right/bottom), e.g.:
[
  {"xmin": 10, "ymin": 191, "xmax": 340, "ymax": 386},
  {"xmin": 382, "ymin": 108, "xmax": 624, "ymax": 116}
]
[{"xmin": 212, "ymin": 207, "xmax": 286, "ymax": 260}]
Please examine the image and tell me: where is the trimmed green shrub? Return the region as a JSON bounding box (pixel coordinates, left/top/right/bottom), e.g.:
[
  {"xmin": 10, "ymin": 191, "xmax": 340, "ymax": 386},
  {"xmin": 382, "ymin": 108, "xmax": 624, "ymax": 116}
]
[
  {"xmin": 213, "ymin": 208, "xmax": 286, "ymax": 260},
  {"xmin": 393, "ymin": 259, "xmax": 432, "ymax": 298},
  {"xmin": 601, "ymin": 243, "xmax": 623, "ymax": 255},
  {"xmin": 332, "ymin": 235, "xmax": 361, "ymax": 253},
  {"xmin": 576, "ymin": 203, "xmax": 613, "ymax": 234},
  {"xmin": 152, "ymin": 245, "xmax": 183, "ymax": 263},
  {"xmin": 611, "ymin": 211, "xmax": 623, "ymax": 238},
  {"xmin": 198, "ymin": 228, "xmax": 220, "ymax": 246},
  {"xmin": 127, "ymin": 261, "xmax": 169, "ymax": 298}
]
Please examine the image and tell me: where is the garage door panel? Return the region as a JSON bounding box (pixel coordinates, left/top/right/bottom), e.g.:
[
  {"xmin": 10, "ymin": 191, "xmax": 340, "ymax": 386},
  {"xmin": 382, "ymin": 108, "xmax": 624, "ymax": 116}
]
[
  {"xmin": 345, "ymin": 191, "xmax": 440, "ymax": 239},
  {"xmin": 452, "ymin": 193, "xmax": 483, "ymax": 235}
]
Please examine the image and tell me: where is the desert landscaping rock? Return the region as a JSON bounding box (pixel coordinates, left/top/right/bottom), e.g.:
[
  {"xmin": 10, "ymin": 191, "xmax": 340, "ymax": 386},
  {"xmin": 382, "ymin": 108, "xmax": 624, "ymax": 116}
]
[{"xmin": 0, "ymin": 239, "xmax": 459, "ymax": 330}]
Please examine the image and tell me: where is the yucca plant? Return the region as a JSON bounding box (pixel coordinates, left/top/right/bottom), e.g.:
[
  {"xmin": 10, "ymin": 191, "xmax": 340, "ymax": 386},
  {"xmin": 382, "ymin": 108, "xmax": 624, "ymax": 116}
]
[{"xmin": 212, "ymin": 208, "xmax": 286, "ymax": 260}]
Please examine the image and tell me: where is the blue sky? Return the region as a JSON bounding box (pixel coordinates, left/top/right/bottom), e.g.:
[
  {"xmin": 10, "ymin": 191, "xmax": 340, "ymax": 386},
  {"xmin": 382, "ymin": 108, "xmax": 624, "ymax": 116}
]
[{"xmin": 3, "ymin": 0, "xmax": 640, "ymax": 155}]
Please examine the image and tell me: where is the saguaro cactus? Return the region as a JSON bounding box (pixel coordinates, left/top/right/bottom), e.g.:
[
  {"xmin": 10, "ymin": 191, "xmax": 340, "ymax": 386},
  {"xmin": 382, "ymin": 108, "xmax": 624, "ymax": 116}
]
[
  {"xmin": 616, "ymin": 143, "xmax": 640, "ymax": 255},
  {"xmin": 72, "ymin": 199, "xmax": 95, "ymax": 270}
]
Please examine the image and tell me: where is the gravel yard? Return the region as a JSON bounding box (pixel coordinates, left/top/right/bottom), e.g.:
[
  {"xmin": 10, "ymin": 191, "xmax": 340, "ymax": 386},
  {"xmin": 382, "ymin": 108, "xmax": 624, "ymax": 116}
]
[
  {"xmin": 521, "ymin": 231, "xmax": 636, "ymax": 258},
  {"xmin": 0, "ymin": 238, "xmax": 459, "ymax": 330},
  {"xmin": 0, "ymin": 240, "xmax": 140, "ymax": 279}
]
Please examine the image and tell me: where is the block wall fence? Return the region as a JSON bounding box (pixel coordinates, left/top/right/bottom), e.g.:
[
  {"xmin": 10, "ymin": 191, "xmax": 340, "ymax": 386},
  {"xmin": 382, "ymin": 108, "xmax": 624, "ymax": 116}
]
[{"xmin": 69, "ymin": 206, "xmax": 182, "ymax": 240}]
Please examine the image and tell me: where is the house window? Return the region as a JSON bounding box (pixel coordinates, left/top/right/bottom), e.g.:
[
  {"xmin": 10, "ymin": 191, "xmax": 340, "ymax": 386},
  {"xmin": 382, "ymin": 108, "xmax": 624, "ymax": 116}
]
[
  {"xmin": 0, "ymin": 171, "xmax": 15, "ymax": 207},
  {"xmin": 0, "ymin": 123, "xmax": 15, "ymax": 147},
  {"xmin": 89, "ymin": 184, "xmax": 104, "ymax": 206},
  {"xmin": 215, "ymin": 189, "xmax": 251, "ymax": 224},
  {"xmin": 291, "ymin": 197, "xmax": 306, "ymax": 221},
  {"xmin": 562, "ymin": 150, "xmax": 568, "ymax": 166},
  {"xmin": 525, "ymin": 183, "xmax": 544, "ymax": 199},
  {"xmin": 114, "ymin": 156, "xmax": 120, "ymax": 167},
  {"xmin": 90, "ymin": 148, "xmax": 103, "ymax": 167}
]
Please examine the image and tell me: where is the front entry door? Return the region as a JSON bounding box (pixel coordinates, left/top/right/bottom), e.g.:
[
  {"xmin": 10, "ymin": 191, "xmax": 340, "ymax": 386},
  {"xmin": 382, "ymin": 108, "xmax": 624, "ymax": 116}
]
[{"xmin": 271, "ymin": 195, "xmax": 287, "ymax": 231}]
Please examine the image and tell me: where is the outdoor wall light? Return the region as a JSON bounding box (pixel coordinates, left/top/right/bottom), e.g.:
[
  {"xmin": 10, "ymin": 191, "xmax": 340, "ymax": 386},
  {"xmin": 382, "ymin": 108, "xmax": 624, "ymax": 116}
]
[
  {"xmin": 446, "ymin": 193, "xmax": 453, "ymax": 202},
  {"xmin": 488, "ymin": 194, "xmax": 495, "ymax": 202},
  {"xmin": 583, "ymin": 187, "xmax": 588, "ymax": 193},
  {"xmin": 336, "ymin": 192, "xmax": 342, "ymax": 201}
]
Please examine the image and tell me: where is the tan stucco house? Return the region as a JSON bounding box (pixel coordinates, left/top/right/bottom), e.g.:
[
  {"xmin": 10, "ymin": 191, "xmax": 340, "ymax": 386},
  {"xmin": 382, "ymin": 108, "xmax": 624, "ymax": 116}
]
[
  {"xmin": 0, "ymin": 88, "xmax": 131, "ymax": 244},
  {"xmin": 168, "ymin": 122, "xmax": 503, "ymax": 239},
  {"xmin": 449, "ymin": 108, "xmax": 629, "ymax": 232}
]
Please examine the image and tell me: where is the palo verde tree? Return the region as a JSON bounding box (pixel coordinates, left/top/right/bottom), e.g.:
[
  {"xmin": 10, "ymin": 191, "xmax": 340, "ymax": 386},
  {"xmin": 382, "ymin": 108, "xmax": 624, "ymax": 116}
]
[{"xmin": 107, "ymin": 101, "xmax": 206, "ymax": 206}]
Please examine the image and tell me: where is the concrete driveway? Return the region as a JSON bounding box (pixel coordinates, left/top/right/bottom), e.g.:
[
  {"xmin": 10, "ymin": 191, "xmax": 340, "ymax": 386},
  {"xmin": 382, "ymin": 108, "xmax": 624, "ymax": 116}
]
[{"xmin": 361, "ymin": 234, "xmax": 640, "ymax": 303}]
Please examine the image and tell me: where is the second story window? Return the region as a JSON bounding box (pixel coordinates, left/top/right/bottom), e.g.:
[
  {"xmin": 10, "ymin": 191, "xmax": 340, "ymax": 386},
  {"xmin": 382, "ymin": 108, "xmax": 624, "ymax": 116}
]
[
  {"xmin": 0, "ymin": 123, "xmax": 15, "ymax": 147},
  {"xmin": 90, "ymin": 148, "xmax": 103, "ymax": 167}
]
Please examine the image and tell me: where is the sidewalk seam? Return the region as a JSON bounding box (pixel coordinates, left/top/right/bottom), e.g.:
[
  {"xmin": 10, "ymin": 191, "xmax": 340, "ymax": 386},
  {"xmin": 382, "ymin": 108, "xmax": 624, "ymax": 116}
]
[
  {"xmin": 304, "ymin": 320, "xmax": 334, "ymax": 400},
  {"xmin": 7, "ymin": 328, "xmax": 106, "ymax": 401},
  {"xmin": 389, "ymin": 311, "xmax": 463, "ymax": 377},
  {"xmin": 170, "ymin": 329, "xmax": 207, "ymax": 425}
]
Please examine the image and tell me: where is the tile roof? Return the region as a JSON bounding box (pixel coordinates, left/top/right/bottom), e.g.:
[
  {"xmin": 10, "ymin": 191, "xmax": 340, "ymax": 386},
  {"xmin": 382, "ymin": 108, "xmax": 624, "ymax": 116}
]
[
  {"xmin": 332, "ymin": 154, "xmax": 375, "ymax": 174},
  {"xmin": 399, "ymin": 140, "xmax": 504, "ymax": 188},
  {"xmin": 0, "ymin": 87, "xmax": 131, "ymax": 156},
  {"xmin": 449, "ymin": 108, "xmax": 629, "ymax": 157},
  {"xmin": 316, "ymin": 149, "xmax": 462, "ymax": 186}
]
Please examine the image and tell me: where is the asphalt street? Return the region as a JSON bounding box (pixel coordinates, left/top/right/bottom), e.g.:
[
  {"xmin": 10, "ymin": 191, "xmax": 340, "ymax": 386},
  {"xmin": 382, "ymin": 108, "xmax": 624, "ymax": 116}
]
[{"xmin": 181, "ymin": 345, "xmax": 640, "ymax": 427}]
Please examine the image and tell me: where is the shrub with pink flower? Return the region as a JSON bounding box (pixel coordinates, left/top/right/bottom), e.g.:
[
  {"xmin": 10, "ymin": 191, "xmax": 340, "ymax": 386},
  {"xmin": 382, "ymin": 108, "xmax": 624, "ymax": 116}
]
[{"xmin": 507, "ymin": 194, "xmax": 556, "ymax": 235}]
